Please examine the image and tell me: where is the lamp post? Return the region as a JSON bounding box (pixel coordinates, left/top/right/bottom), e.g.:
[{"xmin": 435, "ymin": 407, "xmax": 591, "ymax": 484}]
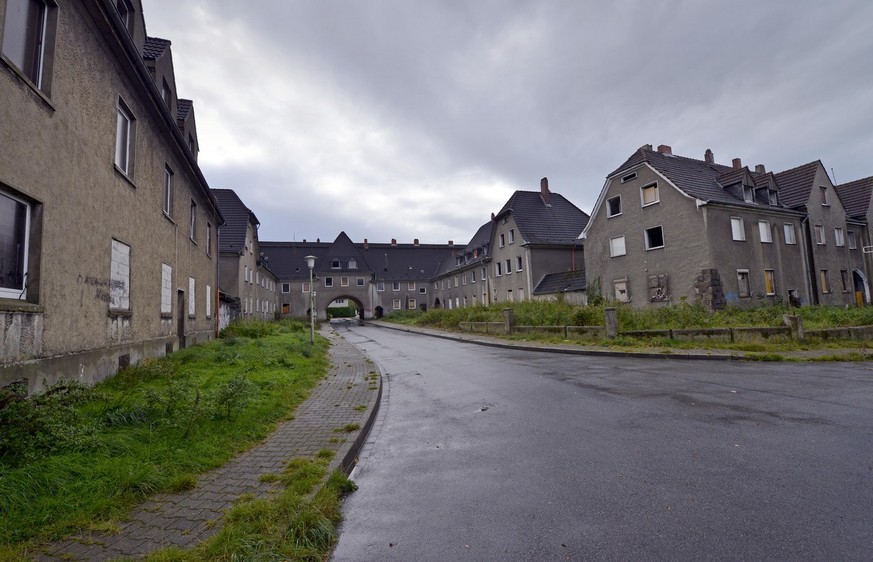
[{"xmin": 304, "ymin": 255, "xmax": 317, "ymax": 344}]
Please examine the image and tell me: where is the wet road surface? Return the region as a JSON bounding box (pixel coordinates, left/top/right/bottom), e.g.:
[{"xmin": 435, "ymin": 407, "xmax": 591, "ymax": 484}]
[{"xmin": 331, "ymin": 325, "xmax": 873, "ymax": 561}]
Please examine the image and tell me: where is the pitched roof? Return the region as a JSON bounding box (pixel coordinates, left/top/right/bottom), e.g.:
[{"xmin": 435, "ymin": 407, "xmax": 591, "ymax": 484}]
[
  {"xmin": 258, "ymin": 241, "xmax": 330, "ymax": 280},
  {"xmin": 143, "ymin": 36, "xmax": 171, "ymax": 60},
  {"xmin": 177, "ymin": 99, "xmax": 193, "ymax": 122},
  {"xmin": 211, "ymin": 189, "xmax": 259, "ymax": 254},
  {"xmin": 533, "ymin": 270, "xmax": 587, "ymax": 295},
  {"xmin": 835, "ymin": 176, "xmax": 873, "ymax": 220},
  {"xmin": 497, "ymin": 190, "xmax": 589, "ymax": 244},
  {"xmin": 608, "ymin": 146, "xmax": 793, "ymax": 211},
  {"xmin": 773, "ymin": 161, "xmax": 820, "ymax": 208}
]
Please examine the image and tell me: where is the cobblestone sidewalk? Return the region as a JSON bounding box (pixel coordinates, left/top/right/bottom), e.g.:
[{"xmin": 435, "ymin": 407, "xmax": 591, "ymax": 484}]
[{"xmin": 36, "ymin": 326, "xmax": 380, "ymax": 561}]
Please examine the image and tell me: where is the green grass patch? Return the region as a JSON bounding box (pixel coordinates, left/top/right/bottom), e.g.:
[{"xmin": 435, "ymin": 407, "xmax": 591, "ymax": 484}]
[
  {"xmin": 0, "ymin": 320, "xmax": 328, "ymax": 553},
  {"xmin": 145, "ymin": 455, "xmax": 358, "ymax": 562},
  {"xmin": 334, "ymin": 423, "xmax": 360, "ymax": 433}
]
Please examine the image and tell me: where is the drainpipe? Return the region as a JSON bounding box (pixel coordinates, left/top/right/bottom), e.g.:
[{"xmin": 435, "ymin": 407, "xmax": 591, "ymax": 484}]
[{"xmin": 800, "ymin": 216, "xmax": 817, "ymax": 305}]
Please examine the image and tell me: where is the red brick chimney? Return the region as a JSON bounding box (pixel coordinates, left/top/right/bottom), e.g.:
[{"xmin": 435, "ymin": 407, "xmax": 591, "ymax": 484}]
[
  {"xmin": 363, "ymin": 238, "xmax": 368, "ymax": 249},
  {"xmin": 704, "ymin": 149, "xmax": 714, "ymax": 164},
  {"xmin": 657, "ymin": 144, "xmax": 672, "ymax": 155},
  {"xmin": 732, "ymin": 158, "xmax": 742, "ymax": 169},
  {"xmin": 448, "ymin": 240, "xmax": 453, "ymax": 246},
  {"xmin": 413, "ymin": 238, "xmax": 419, "ymax": 247},
  {"xmin": 391, "ymin": 238, "xmax": 397, "ymax": 246},
  {"xmin": 540, "ymin": 177, "xmax": 550, "ymax": 205}
]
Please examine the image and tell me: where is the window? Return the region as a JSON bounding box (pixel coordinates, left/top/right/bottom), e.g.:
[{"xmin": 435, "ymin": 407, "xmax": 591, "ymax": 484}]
[
  {"xmin": 160, "ymin": 263, "xmax": 172, "ymax": 314},
  {"xmin": 161, "ymin": 79, "xmax": 171, "ymax": 107},
  {"xmin": 820, "ymin": 186, "xmax": 829, "ymax": 206},
  {"xmin": 505, "ymin": 259, "xmax": 512, "ymax": 275},
  {"xmin": 189, "ymin": 201, "xmax": 196, "ymax": 241},
  {"xmin": 419, "ymin": 286, "xmax": 426, "ymax": 294},
  {"xmin": 481, "ymin": 267, "xmax": 486, "ymax": 281},
  {"xmin": 454, "ymin": 276, "xmax": 459, "ymax": 287},
  {"xmin": 331, "ymin": 259, "xmax": 340, "ymax": 269},
  {"xmin": 377, "ymin": 281, "xmax": 384, "ymax": 291},
  {"xmin": 783, "ymin": 223, "xmax": 797, "ymax": 245},
  {"xmin": 516, "ymin": 256, "xmax": 523, "ymax": 272},
  {"xmin": 282, "ymin": 303, "xmax": 290, "ymax": 314},
  {"xmin": 506, "ymin": 289, "xmax": 513, "ymax": 301},
  {"xmin": 607, "ymin": 196, "xmax": 622, "ymax": 217},
  {"xmin": 340, "ymin": 276, "xmax": 349, "ymax": 287},
  {"xmin": 324, "ymin": 277, "xmax": 333, "ymax": 287},
  {"xmin": 462, "ymin": 273, "xmax": 467, "ymax": 285},
  {"xmin": 764, "ymin": 270, "xmax": 776, "ymax": 295},
  {"xmin": 109, "ymin": 240, "xmax": 131, "ymax": 310},
  {"xmin": 641, "ymin": 183, "xmax": 659, "ymax": 206},
  {"xmin": 613, "ymin": 279, "xmax": 629, "ymax": 302},
  {"xmin": 408, "ymin": 282, "xmax": 415, "ymax": 290},
  {"xmin": 609, "ymin": 235, "xmax": 626, "ymax": 257},
  {"xmin": 496, "ymin": 262, "xmax": 502, "ymax": 276},
  {"xmin": 758, "ymin": 220, "xmax": 772, "ymax": 243},
  {"xmin": 840, "ymin": 270, "xmax": 850, "ymax": 293},
  {"xmin": 499, "ymin": 233, "xmax": 505, "ymax": 247},
  {"xmin": 392, "ymin": 298, "xmax": 401, "ymax": 310},
  {"xmin": 768, "ymin": 190, "xmax": 778, "ymax": 206},
  {"xmin": 282, "ymin": 283, "xmax": 290, "ymax": 293},
  {"xmin": 848, "ymin": 230, "xmax": 857, "ymax": 249},
  {"xmin": 509, "ymin": 229, "xmax": 515, "ymax": 244},
  {"xmin": 471, "ymin": 272, "xmax": 475, "ymax": 284},
  {"xmin": 115, "ymin": 101, "xmax": 135, "ymax": 176},
  {"xmin": 205, "ymin": 284, "xmax": 212, "ymax": 318},
  {"xmin": 814, "ymin": 225, "xmax": 825, "ymax": 245},
  {"xmin": 206, "ymin": 223, "xmax": 212, "ymax": 256},
  {"xmin": 408, "ymin": 299, "xmax": 417, "ymax": 309},
  {"xmin": 737, "ymin": 270, "xmax": 750, "ymax": 298},
  {"xmin": 0, "ymin": 190, "xmax": 30, "ymax": 299},
  {"xmin": 163, "ymin": 166, "xmax": 173, "ymax": 216},
  {"xmin": 2, "ymin": 0, "xmax": 55, "ymax": 91},
  {"xmin": 834, "ymin": 228, "xmax": 845, "ymax": 247},
  {"xmin": 115, "ymin": 0, "xmax": 133, "ymax": 32},
  {"xmin": 743, "ymin": 186, "xmax": 755, "ymax": 203},
  {"xmin": 645, "ymin": 226, "xmax": 664, "ymax": 250},
  {"xmin": 392, "ymin": 281, "xmax": 400, "ymax": 291},
  {"xmin": 357, "ymin": 277, "xmax": 365, "ymax": 287},
  {"xmin": 731, "ymin": 217, "xmax": 745, "ymax": 241},
  {"xmin": 621, "ymin": 172, "xmax": 637, "ymax": 183},
  {"xmin": 301, "ymin": 281, "xmax": 310, "ymax": 293},
  {"xmin": 820, "ymin": 270, "xmax": 830, "ymax": 294},
  {"xmin": 188, "ymin": 277, "xmax": 195, "ymax": 317},
  {"xmin": 348, "ymin": 258, "xmax": 357, "ymax": 269}
]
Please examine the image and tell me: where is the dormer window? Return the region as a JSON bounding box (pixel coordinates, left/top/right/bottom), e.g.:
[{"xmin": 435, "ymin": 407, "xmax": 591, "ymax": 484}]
[
  {"xmin": 331, "ymin": 259, "xmax": 341, "ymax": 269},
  {"xmin": 820, "ymin": 186, "xmax": 829, "ymax": 206},
  {"xmin": 348, "ymin": 258, "xmax": 357, "ymax": 270},
  {"xmin": 743, "ymin": 186, "xmax": 755, "ymax": 203},
  {"xmin": 161, "ymin": 79, "xmax": 172, "ymax": 107},
  {"xmin": 768, "ymin": 190, "xmax": 778, "ymax": 206},
  {"xmin": 116, "ymin": 0, "xmax": 133, "ymax": 33}
]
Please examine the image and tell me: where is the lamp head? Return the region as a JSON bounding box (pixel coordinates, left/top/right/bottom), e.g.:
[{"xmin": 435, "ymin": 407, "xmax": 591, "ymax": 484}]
[{"xmin": 304, "ymin": 255, "xmax": 317, "ymax": 270}]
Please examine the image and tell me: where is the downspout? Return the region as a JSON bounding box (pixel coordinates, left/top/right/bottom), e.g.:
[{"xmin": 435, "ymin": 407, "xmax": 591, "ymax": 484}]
[{"xmin": 800, "ymin": 216, "xmax": 817, "ymax": 305}]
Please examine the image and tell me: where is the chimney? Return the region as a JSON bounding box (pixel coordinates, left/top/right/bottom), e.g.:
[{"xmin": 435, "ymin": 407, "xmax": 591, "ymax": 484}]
[
  {"xmin": 755, "ymin": 164, "xmax": 766, "ymax": 174},
  {"xmin": 540, "ymin": 177, "xmax": 550, "ymax": 205},
  {"xmin": 491, "ymin": 212, "xmax": 495, "ymax": 220},
  {"xmin": 641, "ymin": 144, "xmax": 653, "ymax": 152},
  {"xmin": 391, "ymin": 238, "xmax": 397, "ymax": 246},
  {"xmin": 413, "ymin": 238, "xmax": 419, "ymax": 246},
  {"xmin": 657, "ymin": 144, "xmax": 672, "ymax": 155},
  {"xmin": 316, "ymin": 238, "xmax": 320, "ymax": 243},
  {"xmin": 704, "ymin": 149, "xmax": 714, "ymax": 164},
  {"xmin": 363, "ymin": 238, "xmax": 368, "ymax": 250},
  {"xmin": 732, "ymin": 158, "xmax": 742, "ymax": 170},
  {"xmin": 448, "ymin": 240, "xmax": 454, "ymax": 246}
]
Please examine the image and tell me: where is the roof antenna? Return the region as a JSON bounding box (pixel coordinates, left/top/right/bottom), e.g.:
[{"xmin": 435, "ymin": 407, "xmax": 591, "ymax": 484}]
[{"xmin": 831, "ymin": 168, "xmax": 837, "ymax": 184}]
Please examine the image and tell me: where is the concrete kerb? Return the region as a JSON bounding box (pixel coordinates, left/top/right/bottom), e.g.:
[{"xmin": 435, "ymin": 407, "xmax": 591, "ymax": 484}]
[{"xmin": 364, "ymin": 321, "xmax": 750, "ymax": 362}]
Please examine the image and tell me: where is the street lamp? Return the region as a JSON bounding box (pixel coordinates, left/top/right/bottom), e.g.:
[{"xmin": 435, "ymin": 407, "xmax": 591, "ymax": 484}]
[{"xmin": 304, "ymin": 255, "xmax": 317, "ymax": 344}]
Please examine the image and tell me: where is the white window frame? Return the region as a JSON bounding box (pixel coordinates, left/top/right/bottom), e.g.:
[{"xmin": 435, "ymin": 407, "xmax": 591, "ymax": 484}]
[
  {"xmin": 109, "ymin": 239, "xmax": 131, "ymax": 311},
  {"xmin": 644, "ymin": 225, "xmax": 665, "ymax": 250},
  {"xmin": 505, "ymin": 259, "xmax": 512, "ymax": 275},
  {"xmin": 115, "ymin": 100, "xmax": 135, "ymax": 176},
  {"xmin": 188, "ymin": 276, "xmax": 196, "ymax": 317},
  {"xmin": 758, "ymin": 220, "xmax": 772, "ymax": 243},
  {"xmin": 814, "ymin": 224, "xmax": 825, "ymax": 245},
  {"xmin": 743, "ymin": 186, "xmax": 755, "ymax": 204},
  {"xmin": 163, "ymin": 166, "xmax": 173, "ymax": 216},
  {"xmin": 160, "ymin": 263, "xmax": 172, "ymax": 314},
  {"xmin": 282, "ymin": 282, "xmax": 290, "ymax": 293},
  {"xmin": 737, "ymin": 269, "xmax": 750, "ymax": 298},
  {"xmin": 820, "ymin": 270, "xmax": 831, "ymax": 294},
  {"xmin": 834, "ymin": 227, "xmax": 845, "ymax": 247},
  {"xmin": 499, "ymin": 233, "xmax": 505, "ymax": 247},
  {"xmin": 189, "ymin": 200, "xmax": 197, "ymax": 241},
  {"xmin": 516, "ymin": 256, "xmax": 523, "ymax": 272},
  {"xmin": 764, "ymin": 270, "xmax": 776, "ymax": 296},
  {"xmin": 408, "ymin": 299, "xmax": 417, "ymax": 309},
  {"xmin": 840, "ymin": 269, "xmax": 850, "ymax": 293},
  {"xmin": 731, "ymin": 217, "xmax": 745, "ymax": 241},
  {"xmin": 848, "ymin": 230, "xmax": 857, "ymax": 250},
  {"xmin": 392, "ymin": 281, "xmax": 400, "ymax": 291},
  {"xmin": 0, "ymin": 189, "xmax": 31, "ymax": 299},
  {"xmin": 357, "ymin": 277, "xmax": 365, "ymax": 287},
  {"xmin": 609, "ymin": 235, "xmax": 626, "ymax": 258},
  {"xmin": 2, "ymin": 0, "xmax": 53, "ymax": 90},
  {"xmin": 206, "ymin": 284, "xmax": 212, "ymax": 318},
  {"xmin": 377, "ymin": 281, "xmax": 385, "ymax": 291},
  {"xmin": 324, "ymin": 277, "xmax": 333, "ymax": 288},
  {"xmin": 206, "ymin": 223, "xmax": 212, "ymax": 256},
  {"xmin": 496, "ymin": 262, "xmax": 502, "ymax": 277},
  {"xmin": 340, "ymin": 276, "xmax": 349, "ymax": 287},
  {"xmin": 783, "ymin": 223, "xmax": 797, "ymax": 245},
  {"xmin": 607, "ymin": 195, "xmax": 622, "ymax": 218},
  {"xmin": 640, "ymin": 183, "xmax": 659, "ymax": 207},
  {"xmin": 392, "ymin": 298, "xmax": 402, "ymax": 310},
  {"xmin": 419, "ymin": 286, "xmax": 427, "ymax": 294},
  {"xmin": 301, "ymin": 282, "xmax": 310, "ymax": 293},
  {"xmin": 509, "ymin": 229, "xmax": 515, "ymax": 244},
  {"xmin": 820, "ymin": 186, "xmax": 829, "ymax": 206},
  {"xmin": 613, "ymin": 279, "xmax": 629, "ymax": 303}
]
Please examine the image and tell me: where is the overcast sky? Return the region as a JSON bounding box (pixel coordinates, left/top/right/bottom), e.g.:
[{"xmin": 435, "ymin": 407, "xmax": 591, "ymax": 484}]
[{"xmin": 144, "ymin": 1, "xmax": 873, "ymax": 245}]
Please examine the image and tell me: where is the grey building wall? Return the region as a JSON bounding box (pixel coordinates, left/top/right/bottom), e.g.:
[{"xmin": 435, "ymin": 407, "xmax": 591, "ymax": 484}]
[{"xmin": 0, "ymin": 0, "xmax": 220, "ymax": 392}]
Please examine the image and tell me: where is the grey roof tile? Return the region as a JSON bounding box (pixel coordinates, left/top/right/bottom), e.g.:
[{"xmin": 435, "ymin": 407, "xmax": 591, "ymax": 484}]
[
  {"xmin": 177, "ymin": 99, "xmax": 193, "ymax": 123},
  {"xmin": 773, "ymin": 161, "xmax": 820, "ymax": 209},
  {"xmin": 835, "ymin": 176, "xmax": 873, "ymax": 220},
  {"xmin": 497, "ymin": 190, "xmax": 589, "ymax": 244},
  {"xmin": 533, "ymin": 270, "xmax": 587, "ymax": 295},
  {"xmin": 143, "ymin": 36, "xmax": 171, "ymax": 60},
  {"xmin": 212, "ymin": 189, "xmax": 258, "ymax": 254}
]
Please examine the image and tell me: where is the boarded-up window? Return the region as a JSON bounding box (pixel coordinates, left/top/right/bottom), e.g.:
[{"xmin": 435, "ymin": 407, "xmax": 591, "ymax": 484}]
[
  {"xmin": 161, "ymin": 263, "xmax": 172, "ymax": 314},
  {"xmin": 110, "ymin": 240, "xmax": 131, "ymax": 310},
  {"xmin": 648, "ymin": 274, "xmax": 668, "ymax": 302},
  {"xmin": 613, "ymin": 279, "xmax": 629, "ymax": 303}
]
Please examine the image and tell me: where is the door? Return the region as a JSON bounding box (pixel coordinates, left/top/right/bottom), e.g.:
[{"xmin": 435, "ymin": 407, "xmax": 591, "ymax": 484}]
[{"xmin": 177, "ymin": 290, "xmax": 185, "ymax": 349}]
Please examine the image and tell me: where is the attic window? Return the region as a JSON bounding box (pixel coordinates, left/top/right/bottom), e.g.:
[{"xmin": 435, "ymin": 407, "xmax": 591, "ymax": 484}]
[
  {"xmin": 743, "ymin": 186, "xmax": 755, "ymax": 203},
  {"xmin": 607, "ymin": 196, "xmax": 622, "ymax": 218},
  {"xmin": 768, "ymin": 190, "xmax": 778, "ymax": 206},
  {"xmin": 115, "ymin": 0, "xmax": 133, "ymax": 33},
  {"xmin": 621, "ymin": 173, "xmax": 637, "ymax": 183},
  {"xmin": 819, "ymin": 186, "xmax": 829, "ymax": 206},
  {"xmin": 331, "ymin": 259, "xmax": 340, "ymax": 269},
  {"xmin": 348, "ymin": 258, "xmax": 357, "ymax": 270}
]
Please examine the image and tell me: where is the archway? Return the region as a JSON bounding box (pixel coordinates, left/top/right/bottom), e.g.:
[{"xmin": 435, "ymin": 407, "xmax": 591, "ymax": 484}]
[{"xmin": 325, "ymin": 295, "xmax": 366, "ymax": 319}]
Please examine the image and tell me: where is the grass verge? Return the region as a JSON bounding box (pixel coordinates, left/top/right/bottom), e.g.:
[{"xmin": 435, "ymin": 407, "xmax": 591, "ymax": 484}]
[{"xmin": 0, "ymin": 320, "xmax": 328, "ymax": 557}]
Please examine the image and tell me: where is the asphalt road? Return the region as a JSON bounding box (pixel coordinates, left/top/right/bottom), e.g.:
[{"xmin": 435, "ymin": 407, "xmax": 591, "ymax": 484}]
[{"xmin": 330, "ymin": 325, "xmax": 873, "ymax": 561}]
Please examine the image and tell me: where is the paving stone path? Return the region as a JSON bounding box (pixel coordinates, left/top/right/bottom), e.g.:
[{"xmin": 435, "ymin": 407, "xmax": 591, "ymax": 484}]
[{"xmin": 37, "ymin": 325, "xmax": 380, "ymax": 561}]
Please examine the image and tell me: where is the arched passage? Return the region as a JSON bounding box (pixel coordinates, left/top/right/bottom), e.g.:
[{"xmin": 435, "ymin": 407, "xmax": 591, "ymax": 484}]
[
  {"xmin": 324, "ymin": 295, "xmax": 365, "ymax": 319},
  {"xmin": 852, "ymin": 269, "xmax": 869, "ymax": 305}
]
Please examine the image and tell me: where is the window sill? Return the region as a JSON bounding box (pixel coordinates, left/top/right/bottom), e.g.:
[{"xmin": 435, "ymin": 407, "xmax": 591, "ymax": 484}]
[
  {"xmin": 161, "ymin": 312, "xmax": 173, "ymax": 319},
  {"xmin": 0, "ymin": 300, "xmax": 44, "ymax": 314},
  {"xmin": 108, "ymin": 309, "xmax": 132, "ymax": 318},
  {"xmin": 0, "ymin": 56, "xmax": 56, "ymax": 112},
  {"xmin": 163, "ymin": 212, "xmax": 175, "ymax": 224},
  {"xmin": 114, "ymin": 166, "xmax": 136, "ymax": 187}
]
